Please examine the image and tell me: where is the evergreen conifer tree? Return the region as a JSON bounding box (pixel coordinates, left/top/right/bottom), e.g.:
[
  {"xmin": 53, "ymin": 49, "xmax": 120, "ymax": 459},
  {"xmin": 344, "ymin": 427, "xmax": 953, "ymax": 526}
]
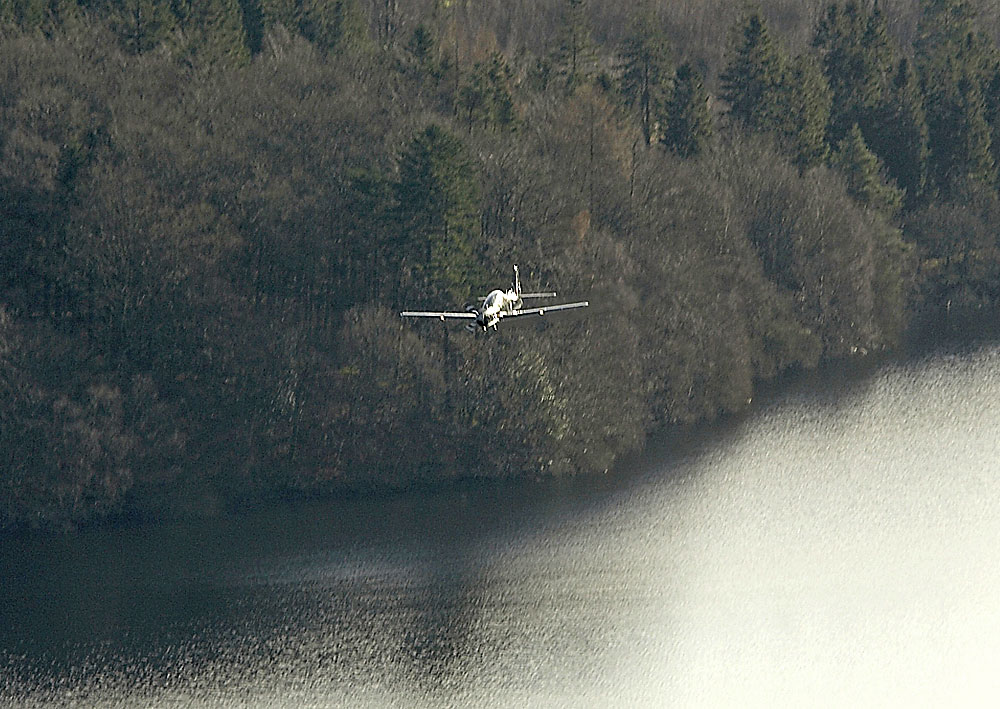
[
  {"xmin": 720, "ymin": 10, "xmax": 785, "ymax": 133},
  {"xmin": 868, "ymin": 57, "xmax": 930, "ymax": 206},
  {"xmin": 953, "ymin": 70, "xmax": 997, "ymax": 188},
  {"xmin": 832, "ymin": 123, "xmax": 904, "ymax": 214},
  {"xmin": 984, "ymin": 63, "xmax": 1000, "ymax": 187},
  {"xmin": 395, "ymin": 125, "xmax": 482, "ymax": 303},
  {"xmin": 407, "ymin": 23, "xmax": 436, "ymax": 69},
  {"xmin": 458, "ymin": 62, "xmax": 492, "ymax": 131},
  {"xmin": 108, "ymin": 0, "xmax": 179, "ymax": 54},
  {"xmin": 661, "ymin": 62, "xmax": 712, "ymax": 158},
  {"xmin": 169, "ymin": 0, "xmax": 194, "ymax": 24},
  {"xmin": 812, "ymin": 0, "xmax": 896, "ymax": 147},
  {"xmin": 552, "ymin": 0, "xmax": 596, "ymax": 91},
  {"xmin": 456, "ymin": 55, "xmax": 515, "ymax": 133},
  {"xmin": 299, "ymin": 0, "xmax": 369, "ymax": 54},
  {"xmin": 238, "ymin": 0, "xmax": 265, "ymax": 54},
  {"xmin": 486, "ymin": 52, "xmax": 517, "ymax": 130},
  {"xmin": 922, "ymin": 45, "xmax": 997, "ymax": 197},
  {"xmin": 775, "ymin": 53, "xmax": 833, "ymax": 169},
  {"xmin": 620, "ymin": 12, "xmax": 671, "ymax": 145},
  {"xmin": 915, "ymin": 0, "xmax": 978, "ymax": 58}
]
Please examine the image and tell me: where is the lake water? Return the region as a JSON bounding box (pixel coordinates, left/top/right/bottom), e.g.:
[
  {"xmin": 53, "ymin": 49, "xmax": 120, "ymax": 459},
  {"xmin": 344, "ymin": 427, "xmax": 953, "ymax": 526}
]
[{"xmin": 3, "ymin": 342, "xmax": 1000, "ymax": 707}]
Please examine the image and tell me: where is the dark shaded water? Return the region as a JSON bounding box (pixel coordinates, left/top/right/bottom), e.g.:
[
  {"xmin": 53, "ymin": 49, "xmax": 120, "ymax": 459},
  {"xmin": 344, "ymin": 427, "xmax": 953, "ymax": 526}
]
[{"xmin": 3, "ymin": 343, "xmax": 1000, "ymax": 707}]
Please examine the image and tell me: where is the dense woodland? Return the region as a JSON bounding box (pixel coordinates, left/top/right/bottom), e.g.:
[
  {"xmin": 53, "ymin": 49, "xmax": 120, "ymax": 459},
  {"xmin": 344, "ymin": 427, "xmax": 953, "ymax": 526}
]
[{"xmin": 3, "ymin": 0, "xmax": 1000, "ymax": 530}]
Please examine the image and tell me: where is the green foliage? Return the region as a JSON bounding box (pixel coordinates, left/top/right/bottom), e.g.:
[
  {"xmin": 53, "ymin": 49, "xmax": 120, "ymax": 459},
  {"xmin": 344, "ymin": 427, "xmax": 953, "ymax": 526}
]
[
  {"xmin": 552, "ymin": 0, "xmax": 596, "ymax": 91},
  {"xmin": 407, "ymin": 23, "xmax": 435, "ymax": 67},
  {"xmin": 298, "ymin": 0, "xmax": 369, "ymax": 54},
  {"xmin": 661, "ymin": 61, "xmax": 712, "ymax": 158},
  {"xmin": 106, "ymin": 0, "xmax": 178, "ymax": 54},
  {"xmin": 867, "ymin": 57, "xmax": 930, "ymax": 206},
  {"xmin": 915, "ymin": 0, "xmax": 979, "ymax": 58},
  {"xmin": 720, "ymin": 10, "xmax": 785, "ymax": 133},
  {"xmin": 812, "ymin": 0, "xmax": 897, "ymax": 147},
  {"xmin": 395, "ymin": 124, "xmax": 483, "ymax": 303},
  {"xmin": 920, "ymin": 38, "xmax": 997, "ymax": 198},
  {"xmin": 722, "ymin": 11, "xmax": 834, "ymax": 168},
  {"xmin": 457, "ymin": 53, "xmax": 516, "ymax": 132},
  {"xmin": 5, "ymin": 0, "xmax": 1000, "ymax": 531},
  {"xmin": 831, "ymin": 123, "xmax": 905, "ymax": 215},
  {"xmin": 914, "ymin": 0, "xmax": 997, "ymax": 198},
  {"xmin": 237, "ymin": 0, "xmax": 265, "ymax": 53},
  {"xmin": 486, "ymin": 53, "xmax": 517, "ymax": 129},
  {"xmin": 985, "ymin": 64, "xmax": 1000, "ymax": 188},
  {"xmin": 457, "ymin": 63, "xmax": 491, "ymax": 129},
  {"xmin": 774, "ymin": 53, "xmax": 833, "ymax": 168},
  {"xmin": 619, "ymin": 12, "xmax": 671, "ymax": 145}
]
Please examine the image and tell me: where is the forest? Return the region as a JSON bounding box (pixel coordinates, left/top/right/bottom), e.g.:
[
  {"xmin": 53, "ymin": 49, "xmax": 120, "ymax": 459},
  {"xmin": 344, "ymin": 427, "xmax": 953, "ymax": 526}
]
[{"xmin": 3, "ymin": 0, "xmax": 1000, "ymax": 530}]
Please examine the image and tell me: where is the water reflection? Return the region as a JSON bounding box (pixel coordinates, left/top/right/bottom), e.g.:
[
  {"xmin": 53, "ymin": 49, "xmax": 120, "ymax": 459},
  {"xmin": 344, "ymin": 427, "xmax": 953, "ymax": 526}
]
[{"xmin": 3, "ymin": 344, "xmax": 1000, "ymax": 706}]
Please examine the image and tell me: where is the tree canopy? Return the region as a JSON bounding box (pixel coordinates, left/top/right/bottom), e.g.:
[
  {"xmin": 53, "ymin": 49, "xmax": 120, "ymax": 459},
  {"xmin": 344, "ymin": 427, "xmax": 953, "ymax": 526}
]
[{"xmin": 2, "ymin": 0, "xmax": 1000, "ymax": 531}]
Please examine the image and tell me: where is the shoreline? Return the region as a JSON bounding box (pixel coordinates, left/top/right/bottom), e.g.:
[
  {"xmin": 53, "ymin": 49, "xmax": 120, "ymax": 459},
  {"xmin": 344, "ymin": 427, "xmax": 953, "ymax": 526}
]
[{"xmin": 7, "ymin": 306, "xmax": 996, "ymax": 539}]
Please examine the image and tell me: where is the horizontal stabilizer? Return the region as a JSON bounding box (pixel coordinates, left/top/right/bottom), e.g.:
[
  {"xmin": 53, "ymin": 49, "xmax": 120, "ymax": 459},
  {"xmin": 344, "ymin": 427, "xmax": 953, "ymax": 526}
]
[{"xmin": 520, "ymin": 291, "xmax": 558, "ymax": 298}]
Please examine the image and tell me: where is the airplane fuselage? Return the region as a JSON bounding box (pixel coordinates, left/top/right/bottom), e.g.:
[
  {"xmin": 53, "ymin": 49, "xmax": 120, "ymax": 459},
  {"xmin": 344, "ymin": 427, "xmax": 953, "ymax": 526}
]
[{"xmin": 478, "ymin": 288, "xmax": 521, "ymax": 329}]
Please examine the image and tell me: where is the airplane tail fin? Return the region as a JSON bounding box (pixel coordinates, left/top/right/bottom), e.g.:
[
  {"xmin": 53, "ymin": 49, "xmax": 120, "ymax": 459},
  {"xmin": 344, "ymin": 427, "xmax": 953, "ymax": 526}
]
[
  {"xmin": 513, "ymin": 264, "xmax": 557, "ymax": 298},
  {"xmin": 514, "ymin": 266, "xmax": 556, "ymax": 300}
]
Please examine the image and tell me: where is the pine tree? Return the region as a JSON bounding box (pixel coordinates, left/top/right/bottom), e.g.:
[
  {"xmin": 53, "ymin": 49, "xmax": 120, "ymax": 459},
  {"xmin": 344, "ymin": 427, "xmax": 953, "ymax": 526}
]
[
  {"xmin": 108, "ymin": 0, "xmax": 179, "ymax": 54},
  {"xmin": 720, "ymin": 10, "xmax": 785, "ymax": 134},
  {"xmin": 300, "ymin": 0, "xmax": 369, "ymax": 54},
  {"xmin": 456, "ymin": 54, "xmax": 515, "ymax": 133},
  {"xmin": 395, "ymin": 125, "xmax": 482, "ymax": 303},
  {"xmin": 953, "ymin": 70, "xmax": 997, "ymax": 188},
  {"xmin": 915, "ymin": 0, "xmax": 978, "ymax": 58},
  {"xmin": 868, "ymin": 57, "xmax": 929, "ymax": 206},
  {"xmin": 914, "ymin": 0, "xmax": 997, "ymax": 198},
  {"xmin": 486, "ymin": 52, "xmax": 517, "ymax": 130},
  {"xmin": 832, "ymin": 123, "xmax": 904, "ymax": 215},
  {"xmin": 775, "ymin": 53, "xmax": 833, "ymax": 169},
  {"xmin": 620, "ymin": 12, "xmax": 671, "ymax": 145},
  {"xmin": 238, "ymin": 0, "xmax": 265, "ymax": 54},
  {"xmin": 812, "ymin": 0, "xmax": 896, "ymax": 147},
  {"xmin": 661, "ymin": 62, "xmax": 712, "ymax": 158},
  {"xmin": 552, "ymin": 0, "xmax": 596, "ymax": 91},
  {"xmin": 922, "ymin": 42, "xmax": 997, "ymax": 198},
  {"xmin": 984, "ymin": 63, "xmax": 1000, "ymax": 187},
  {"xmin": 458, "ymin": 62, "xmax": 492, "ymax": 131},
  {"xmin": 407, "ymin": 23, "xmax": 436, "ymax": 68}
]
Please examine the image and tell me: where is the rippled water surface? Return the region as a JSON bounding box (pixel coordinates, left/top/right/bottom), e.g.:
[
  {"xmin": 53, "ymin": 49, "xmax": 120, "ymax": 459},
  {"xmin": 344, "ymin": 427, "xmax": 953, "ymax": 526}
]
[{"xmin": 3, "ymin": 344, "xmax": 1000, "ymax": 707}]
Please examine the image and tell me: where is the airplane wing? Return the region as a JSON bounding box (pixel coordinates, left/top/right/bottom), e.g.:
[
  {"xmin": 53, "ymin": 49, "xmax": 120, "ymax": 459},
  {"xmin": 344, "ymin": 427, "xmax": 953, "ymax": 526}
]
[
  {"xmin": 506, "ymin": 301, "xmax": 589, "ymax": 317},
  {"xmin": 400, "ymin": 311, "xmax": 477, "ymax": 320}
]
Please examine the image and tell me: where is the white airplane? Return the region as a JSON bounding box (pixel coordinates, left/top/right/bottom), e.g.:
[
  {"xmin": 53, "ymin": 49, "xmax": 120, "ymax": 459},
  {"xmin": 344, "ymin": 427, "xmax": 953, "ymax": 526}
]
[{"xmin": 401, "ymin": 265, "xmax": 589, "ymax": 332}]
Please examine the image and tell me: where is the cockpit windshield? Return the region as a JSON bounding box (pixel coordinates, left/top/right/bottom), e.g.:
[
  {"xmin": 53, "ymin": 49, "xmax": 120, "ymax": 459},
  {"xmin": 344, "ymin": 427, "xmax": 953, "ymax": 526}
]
[{"xmin": 483, "ymin": 290, "xmax": 504, "ymax": 310}]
